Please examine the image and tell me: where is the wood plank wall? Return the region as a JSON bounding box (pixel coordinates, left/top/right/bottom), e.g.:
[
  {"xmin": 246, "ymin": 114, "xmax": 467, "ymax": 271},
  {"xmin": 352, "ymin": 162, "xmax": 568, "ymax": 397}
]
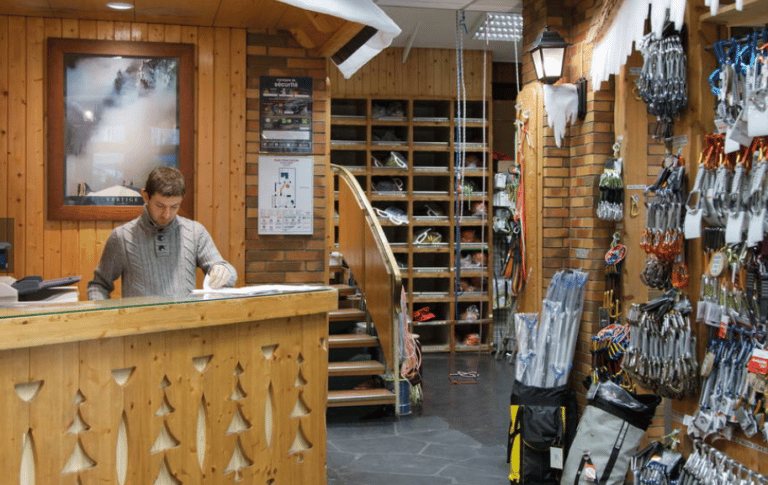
[
  {"xmin": 0, "ymin": 16, "xmax": 246, "ymax": 297},
  {"xmin": 329, "ymin": 47, "xmax": 489, "ymax": 99}
]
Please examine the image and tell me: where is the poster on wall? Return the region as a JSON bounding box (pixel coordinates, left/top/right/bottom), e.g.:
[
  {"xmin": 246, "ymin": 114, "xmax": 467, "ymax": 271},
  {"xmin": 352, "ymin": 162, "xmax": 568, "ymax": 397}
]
[
  {"xmin": 260, "ymin": 76, "xmax": 313, "ymax": 153},
  {"xmin": 258, "ymin": 156, "xmax": 314, "ymax": 235}
]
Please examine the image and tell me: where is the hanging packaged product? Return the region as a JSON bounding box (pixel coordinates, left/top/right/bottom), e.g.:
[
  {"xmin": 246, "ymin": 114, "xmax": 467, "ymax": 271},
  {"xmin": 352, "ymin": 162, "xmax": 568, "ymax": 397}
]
[
  {"xmin": 630, "ymin": 437, "xmax": 684, "ymax": 485},
  {"xmin": 596, "ymin": 140, "xmax": 624, "ymax": 221},
  {"xmin": 677, "ymin": 442, "xmax": 764, "ymax": 485},
  {"xmin": 640, "ymin": 151, "xmax": 688, "ymax": 290},
  {"xmin": 622, "ymin": 292, "xmax": 699, "ymax": 399},
  {"xmin": 709, "ymin": 31, "xmax": 768, "ymax": 149},
  {"xmin": 636, "ymin": 28, "xmax": 688, "ymax": 140}
]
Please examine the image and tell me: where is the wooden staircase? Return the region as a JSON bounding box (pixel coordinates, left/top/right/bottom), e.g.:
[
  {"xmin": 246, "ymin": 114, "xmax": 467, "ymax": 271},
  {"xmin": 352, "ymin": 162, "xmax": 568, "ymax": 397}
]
[{"xmin": 326, "ymin": 265, "xmax": 397, "ymax": 408}]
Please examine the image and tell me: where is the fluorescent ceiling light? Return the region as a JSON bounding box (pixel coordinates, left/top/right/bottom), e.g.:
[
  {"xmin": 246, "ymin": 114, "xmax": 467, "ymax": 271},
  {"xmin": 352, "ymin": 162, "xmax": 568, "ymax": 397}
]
[
  {"xmin": 106, "ymin": 2, "xmax": 134, "ymax": 10},
  {"xmin": 471, "ymin": 12, "xmax": 523, "ymax": 41}
]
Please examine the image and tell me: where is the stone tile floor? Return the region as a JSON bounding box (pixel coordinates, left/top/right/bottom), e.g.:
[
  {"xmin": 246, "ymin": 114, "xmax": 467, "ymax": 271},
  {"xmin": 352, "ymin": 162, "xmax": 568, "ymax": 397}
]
[{"xmin": 327, "ymin": 353, "xmax": 513, "ymax": 484}]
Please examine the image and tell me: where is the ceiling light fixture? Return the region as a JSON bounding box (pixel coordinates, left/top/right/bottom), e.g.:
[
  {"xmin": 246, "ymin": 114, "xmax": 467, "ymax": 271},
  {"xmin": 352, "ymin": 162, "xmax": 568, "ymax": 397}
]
[
  {"xmin": 106, "ymin": 2, "xmax": 134, "ymax": 10},
  {"xmin": 470, "ymin": 12, "xmax": 523, "ymax": 42}
]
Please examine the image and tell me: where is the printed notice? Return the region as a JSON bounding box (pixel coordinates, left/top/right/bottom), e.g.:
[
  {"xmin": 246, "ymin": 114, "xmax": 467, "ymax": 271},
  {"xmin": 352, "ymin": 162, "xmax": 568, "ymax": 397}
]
[
  {"xmin": 258, "ymin": 156, "xmax": 313, "ymax": 235},
  {"xmin": 260, "ymin": 76, "xmax": 312, "ymax": 153}
]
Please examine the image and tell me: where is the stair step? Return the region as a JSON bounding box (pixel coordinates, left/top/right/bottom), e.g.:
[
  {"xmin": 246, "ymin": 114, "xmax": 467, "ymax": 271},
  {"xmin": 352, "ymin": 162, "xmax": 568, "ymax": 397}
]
[
  {"xmin": 329, "ymin": 334, "xmax": 378, "ymax": 348},
  {"xmin": 329, "ymin": 308, "xmax": 366, "ymax": 322},
  {"xmin": 327, "ymin": 389, "xmax": 397, "ymax": 407},
  {"xmin": 330, "ymin": 284, "xmax": 356, "ymax": 297},
  {"xmin": 328, "ymin": 360, "xmax": 386, "ymax": 376}
]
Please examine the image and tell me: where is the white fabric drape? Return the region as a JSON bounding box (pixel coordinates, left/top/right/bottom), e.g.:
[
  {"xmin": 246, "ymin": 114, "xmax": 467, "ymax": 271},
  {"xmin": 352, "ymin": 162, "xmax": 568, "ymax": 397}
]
[
  {"xmin": 590, "ymin": 0, "xmax": 687, "ymax": 91},
  {"xmin": 543, "ymin": 84, "xmax": 579, "ymax": 148},
  {"xmin": 276, "ymin": 0, "xmax": 401, "ymax": 79}
]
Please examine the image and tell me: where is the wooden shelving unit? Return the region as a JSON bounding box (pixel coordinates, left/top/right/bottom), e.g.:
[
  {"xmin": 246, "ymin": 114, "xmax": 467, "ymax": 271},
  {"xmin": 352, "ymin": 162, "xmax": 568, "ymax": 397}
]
[
  {"xmin": 699, "ymin": 0, "xmax": 768, "ymax": 26},
  {"xmin": 331, "ymin": 96, "xmax": 493, "ymax": 353}
]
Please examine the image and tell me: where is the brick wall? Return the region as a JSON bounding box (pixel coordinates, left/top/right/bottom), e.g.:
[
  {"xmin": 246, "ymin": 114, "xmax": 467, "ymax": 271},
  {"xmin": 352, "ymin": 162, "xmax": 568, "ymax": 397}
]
[
  {"xmin": 244, "ymin": 30, "xmax": 329, "ymax": 285},
  {"xmin": 521, "ymin": 0, "xmax": 667, "ymax": 439}
]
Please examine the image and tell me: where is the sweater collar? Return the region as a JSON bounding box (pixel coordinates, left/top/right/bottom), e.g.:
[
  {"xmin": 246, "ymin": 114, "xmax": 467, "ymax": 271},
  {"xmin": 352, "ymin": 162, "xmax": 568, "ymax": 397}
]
[{"xmin": 139, "ymin": 206, "xmax": 179, "ymax": 232}]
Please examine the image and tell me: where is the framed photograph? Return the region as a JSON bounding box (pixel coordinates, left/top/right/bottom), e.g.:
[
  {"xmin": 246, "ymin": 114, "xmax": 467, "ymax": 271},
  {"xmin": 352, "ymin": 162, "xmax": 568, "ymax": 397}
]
[{"xmin": 47, "ymin": 38, "xmax": 195, "ymax": 221}]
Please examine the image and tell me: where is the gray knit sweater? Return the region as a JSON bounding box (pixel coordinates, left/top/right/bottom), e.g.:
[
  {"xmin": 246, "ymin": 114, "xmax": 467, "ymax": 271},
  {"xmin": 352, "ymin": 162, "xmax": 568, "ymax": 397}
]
[{"xmin": 88, "ymin": 208, "xmax": 237, "ymax": 300}]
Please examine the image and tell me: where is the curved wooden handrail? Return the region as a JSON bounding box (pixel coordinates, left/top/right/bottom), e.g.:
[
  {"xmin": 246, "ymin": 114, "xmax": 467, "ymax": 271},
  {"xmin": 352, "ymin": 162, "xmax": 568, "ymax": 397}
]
[{"xmin": 332, "ymin": 164, "xmax": 402, "ymax": 382}]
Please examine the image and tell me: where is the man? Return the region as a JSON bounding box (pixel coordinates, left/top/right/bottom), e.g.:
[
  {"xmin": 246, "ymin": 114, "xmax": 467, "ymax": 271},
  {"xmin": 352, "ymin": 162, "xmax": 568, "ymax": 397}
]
[{"xmin": 88, "ymin": 166, "xmax": 236, "ymax": 300}]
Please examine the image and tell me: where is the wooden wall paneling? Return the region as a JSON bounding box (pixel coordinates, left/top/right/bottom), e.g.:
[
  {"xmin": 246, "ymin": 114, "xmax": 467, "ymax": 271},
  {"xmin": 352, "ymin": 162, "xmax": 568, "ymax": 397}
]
[
  {"xmin": 29, "ymin": 342, "xmax": 79, "ymax": 484},
  {"xmin": 416, "ymin": 48, "xmax": 426, "ymax": 97},
  {"xmin": 440, "ymin": 49, "xmax": 451, "ymax": 98},
  {"xmin": 79, "ymin": 19, "xmax": 97, "ymax": 39},
  {"xmin": 161, "ymin": 328, "xmax": 204, "ymax": 484},
  {"xmin": 271, "ymin": 316, "xmax": 303, "ymax": 482},
  {"xmin": 131, "ymin": 22, "xmax": 148, "ymax": 42},
  {"xmin": 148, "ymin": 23, "xmax": 165, "ymax": 42},
  {"xmin": 60, "ymin": 20, "xmax": 82, "ymax": 292},
  {"xmin": 76, "ymin": 20, "xmax": 99, "ymax": 297},
  {"xmin": 96, "ymin": 20, "xmax": 114, "ymax": 40},
  {"xmin": 26, "ymin": 18, "xmax": 45, "ymax": 279},
  {"xmin": 614, "ymin": 52, "xmax": 649, "ymax": 309},
  {"xmin": 0, "ymin": 17, "xmax": 7, "ymax": 237},
  {"xmin": 203, "ymin": 324, "xmax": 239, "ymax": 483},
  {"xmin": 402, "ymin": 49, "xmax": 415, "ymax": 97},
  {"xmin": 8, "ymin": 16, "xmax": 27, "ymax": 278},
  {"xmin": 234, "ymin": 320, "xmax": 269, "ymax": 483},
  {"xmin": 78, "ymin": 337, "xmax": 124, "ymax": 484},
  {"xmin": 213, "ymin": 28, "xmax": 232, "ymax": 264},
  {"xmin": 165, "ymin": 24, "xmax": 181, "ymax": 43},
  {"xmin": 0, "ymin": 347, "xmax": 29, "ymax": 485},
  {"xmin": 122, "ymin": 333, "xmax": 165, "ymax": 485},
  {"xmin": 196, "ymin": 27, "xmax": 215, "ymax": 247},
  {"xmin": 230, "ymin": 28, "xmax": 247, "ymax": 284},
  {"xmin": 44, "ymin": 19, "xmax": 63, "ymax": 281},
  {"xmin": 114, "ymin": 21, "xmax": 131, "ymax": 40},
  {"xmin": 517, "ymin": 82, "xmax": 543, "ymax": 314},
  {"xmin": 670, "ymin": 0, "xmax": 718, "ymax": 424},
  {"xmin": 304, "ymin": 315, "xmax": 328, "ymax": 480}
]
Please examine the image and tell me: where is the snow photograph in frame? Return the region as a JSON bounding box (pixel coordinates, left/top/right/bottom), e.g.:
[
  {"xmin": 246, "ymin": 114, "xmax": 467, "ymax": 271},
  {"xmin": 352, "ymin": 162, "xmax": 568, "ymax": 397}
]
[{"xmin": 47, "ymin": 38, "xmax": 194, "ymax": 221}]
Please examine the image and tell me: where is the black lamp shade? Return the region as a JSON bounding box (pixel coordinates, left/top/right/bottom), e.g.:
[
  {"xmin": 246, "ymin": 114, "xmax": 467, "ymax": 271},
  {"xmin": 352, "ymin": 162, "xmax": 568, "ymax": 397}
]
[{"xmin": 529, "ymin": 27, "xmax": 570, "ymax": 84}]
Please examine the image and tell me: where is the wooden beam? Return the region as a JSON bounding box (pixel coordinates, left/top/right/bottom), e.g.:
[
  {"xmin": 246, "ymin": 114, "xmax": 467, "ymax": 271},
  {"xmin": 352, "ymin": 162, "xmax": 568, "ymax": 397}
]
[{"xmin": 312, "ymin": 20, "xmax": 365, "ymax": 58}]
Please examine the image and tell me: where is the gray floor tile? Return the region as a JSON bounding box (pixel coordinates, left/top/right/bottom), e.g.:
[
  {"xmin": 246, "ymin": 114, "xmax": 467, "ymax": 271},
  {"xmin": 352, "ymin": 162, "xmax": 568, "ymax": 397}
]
[
  {"xmin": 348, "ymin": 452, "xmax": 454, "ymax": 476},
  {"xmin": 419, "ymin": 443, "xmax": 480, "ymax": 461},
  {"xmin": 327, "ymin": 422, "xmax": 397, "ymax": 441},
  {"xmin": 329, "ymin": 470, "xmax": 456, "ymax": 485},
  {"xmin": 395, "ymin": 415, "xmax": 451, "ymax": 434},
  {"xmin": 331, "ymin": 435, "xmax": 427, "ymax": 454},
  {"xmin": 326, "ymin": 354, "xmax": 514, "ymax": 485},
  {"xmin": 438, "ymin": 463, "xmax": 509, "ymax": 482},
  {"xmin": 405, "ymin": 428, "xmax": 483, "ymax": 448}
]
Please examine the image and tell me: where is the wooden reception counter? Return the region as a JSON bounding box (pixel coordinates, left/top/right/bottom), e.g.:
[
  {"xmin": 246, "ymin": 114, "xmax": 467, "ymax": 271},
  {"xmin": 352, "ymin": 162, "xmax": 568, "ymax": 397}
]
[{"xmin": 0, "ymin": 286, "xmax": 337, "ymax": 485}]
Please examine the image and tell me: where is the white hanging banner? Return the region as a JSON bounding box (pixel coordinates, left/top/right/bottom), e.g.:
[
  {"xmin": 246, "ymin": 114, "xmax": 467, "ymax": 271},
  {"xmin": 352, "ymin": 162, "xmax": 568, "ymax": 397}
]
[{"xmin": 276, "ymin": 0, "xmax": 401, "ymax": 79}]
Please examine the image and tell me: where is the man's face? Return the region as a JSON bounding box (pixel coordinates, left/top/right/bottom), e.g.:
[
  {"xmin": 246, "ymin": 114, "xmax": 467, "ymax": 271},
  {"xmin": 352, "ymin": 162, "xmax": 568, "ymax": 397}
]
[{"xmin": 141, "ymin": 190, "xmax": 183, "ymax": 227}]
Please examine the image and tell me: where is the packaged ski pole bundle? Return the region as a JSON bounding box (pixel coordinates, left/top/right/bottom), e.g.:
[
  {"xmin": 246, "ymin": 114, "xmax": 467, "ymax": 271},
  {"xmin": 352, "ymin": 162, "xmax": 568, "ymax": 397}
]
[{"xmin": 508, "ymin": 269, "xmax": 588, "ymax": 485}]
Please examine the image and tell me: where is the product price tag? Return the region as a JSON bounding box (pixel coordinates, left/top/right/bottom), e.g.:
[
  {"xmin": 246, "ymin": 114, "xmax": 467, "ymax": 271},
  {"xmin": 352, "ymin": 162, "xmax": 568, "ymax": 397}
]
[
  {"xmin": 584, "ymin": 463, "xmax": 597, "ymax": 482},
  {"xmin": 714, "ymin": 118, "xmax": 728, "ymax": 134},
  {"xmin": 718, "ymin": 314, "xmax": 729, "ymax": 339},
  {"xmin": 747, "ymin": 348, "xmax": 768, "ymax": 375},
  {"xmin": 550, "ymin": 447, "xmax": 563, "ymax": 470}
]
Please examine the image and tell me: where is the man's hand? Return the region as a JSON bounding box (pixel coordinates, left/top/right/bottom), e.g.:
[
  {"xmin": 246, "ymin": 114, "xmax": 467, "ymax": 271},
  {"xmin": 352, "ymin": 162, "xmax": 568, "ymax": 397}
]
[{"xmin": 207, "ymin": 264, "xmax": 231, "ymax": 289}]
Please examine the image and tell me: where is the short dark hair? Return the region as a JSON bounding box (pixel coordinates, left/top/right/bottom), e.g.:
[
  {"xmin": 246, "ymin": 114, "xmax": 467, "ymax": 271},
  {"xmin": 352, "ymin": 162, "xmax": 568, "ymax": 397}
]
[{"xmin": 144, "ymin": 166, "xmax": 186, "ymax": 197}]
